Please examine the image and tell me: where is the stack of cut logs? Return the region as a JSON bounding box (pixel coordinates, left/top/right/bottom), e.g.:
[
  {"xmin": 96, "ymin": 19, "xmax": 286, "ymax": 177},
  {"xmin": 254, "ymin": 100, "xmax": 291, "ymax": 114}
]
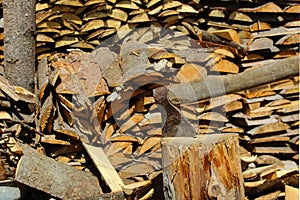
[
  {"xmin": 0, "ymin": 0, "xmax": 297, "ymax": 63},
  {"xmin": 0, "ymin": 0, "xmax": 298, "ymax": 199}
]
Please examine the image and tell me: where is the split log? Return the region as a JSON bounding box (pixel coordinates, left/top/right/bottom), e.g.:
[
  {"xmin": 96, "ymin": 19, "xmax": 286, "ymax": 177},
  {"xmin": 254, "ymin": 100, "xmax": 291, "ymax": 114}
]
[{"xmin": 161, "ymin": 134, "xmax": 244, "ymax": 200}]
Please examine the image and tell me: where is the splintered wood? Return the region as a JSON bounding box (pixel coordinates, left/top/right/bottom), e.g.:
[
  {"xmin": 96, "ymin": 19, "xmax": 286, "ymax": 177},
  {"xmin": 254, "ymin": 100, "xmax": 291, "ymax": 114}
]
[
  {"xmin": 162, "ymin": 134, "xmax": 244, "ymax": 200},
  {"xmin": 0, "ymin": 0, "xmax": 298, "ymax": 199}
]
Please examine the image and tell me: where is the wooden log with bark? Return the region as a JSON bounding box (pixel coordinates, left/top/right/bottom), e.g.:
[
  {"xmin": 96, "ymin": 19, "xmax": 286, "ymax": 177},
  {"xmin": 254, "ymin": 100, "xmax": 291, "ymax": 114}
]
[{"xmin": 3, "ymin": 0, "xmax": 36, "ymax": 92}]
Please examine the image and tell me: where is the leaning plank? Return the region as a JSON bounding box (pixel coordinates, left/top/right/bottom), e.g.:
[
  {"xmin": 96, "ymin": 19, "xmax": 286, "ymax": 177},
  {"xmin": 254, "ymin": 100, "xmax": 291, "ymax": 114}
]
[
  {"xmin": 15, "ymin": 144, "xmax": 102, "ymax": 199},
  {"xmin": 82, "ymin": 142, "xmax": 124, "ymax": 192},
  {"xmin": 161, "ymin": 134, "xmax": 244, "ymax": 200},
  {"xmin": 166, "ymin": 56, "xmax": 299, "ymax": 104}
]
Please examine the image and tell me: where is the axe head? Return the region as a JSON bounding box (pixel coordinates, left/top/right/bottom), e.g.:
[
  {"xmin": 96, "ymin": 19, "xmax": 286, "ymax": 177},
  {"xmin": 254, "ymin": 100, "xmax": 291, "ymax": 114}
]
[{"xmin": 153, "ymin": 86, "xmax": 196, "ymax": 137}]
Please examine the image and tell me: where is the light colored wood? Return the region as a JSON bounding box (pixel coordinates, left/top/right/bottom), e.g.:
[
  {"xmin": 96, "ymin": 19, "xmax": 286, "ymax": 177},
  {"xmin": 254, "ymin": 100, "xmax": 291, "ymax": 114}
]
[
  {"xmin": 284, "ymin": 4, "xmax": 300, "ymax": 13},
  {"xmin": 198, "ymin": 112, "xmax": 228, "ymax": 122},
  {"xmin": 239, "ymin": 2, "xmax": 282, "ymax": 13},
  {"xmin": 229, "ymin": 11, "xmax": 252, "ymax": 22},
  {"xmin": 276, "ymin": 34, "xmax": 300, "ymax": 45},
  {"xmin": 210, "ymin": 29, "xmax": 241, "ymax": 44},
  {"xmin": 122, "ymin": 180, "xmax": 151, "ymax": 195},
  {"xmin": 249, "ymin": 136, "xmax": 290, "ymax": 144},
  {"xmin": 285, "ymin": 185, "xmax": 299, "ymax": 200},
  {"xmin": 209, "ymin": 9, "xmax": 225, "ymax": 18},
  {"xmin": 248, "ymin": 122, "xmax": 290, "ymax": 135},
  {"xmin": 108, "ymin": 8, "xmax": 128, "ymax": 21},
  {"xmin": 255, "ymin": 190, "xmax": 280, "ymax": 200},
  {"xmin": 175, "ymin": 63, "xmax": 207, "ymax": 83},
  {"xmin": 82, "ymin": 142, "xmax": 124, "ymax": 192},
  {"xmin": 120, "ymin": 114, "xmax": 145, "ymax": 133},
  {"xmin": 253, "ymin": 146, "xmax": 297, "ymax": 154},
  {"xmin": 138, "ymin": 136, "xmax": 160, "ymax": 155},
  {"xmin": 162, "ymin": 134, "xmax": 244, "ymax": 200},
  {"xmin": 211, "ymin": 59, "xmax": 239, "ymax": 74},
  {"xmin": 248, "ymin": 38, "xmax": 276, "ymax": 51},
  {"xmin": 250, "ymin": 21, "xmax": 271, "ymax": 32},
  {"xmin": 243, "ymin": 163, "xmax": 284, "ymax": 179}
]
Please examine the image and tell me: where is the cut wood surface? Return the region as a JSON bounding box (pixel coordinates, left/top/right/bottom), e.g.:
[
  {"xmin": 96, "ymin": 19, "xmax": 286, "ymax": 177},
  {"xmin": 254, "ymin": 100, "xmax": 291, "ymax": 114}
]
[
  {"xmin": 162, "ymin": 134, "xmax": 244, "ymax": 200},
  {"xmin": 82, "ymin": 142, "xmax": 124, "ymax": 192}
]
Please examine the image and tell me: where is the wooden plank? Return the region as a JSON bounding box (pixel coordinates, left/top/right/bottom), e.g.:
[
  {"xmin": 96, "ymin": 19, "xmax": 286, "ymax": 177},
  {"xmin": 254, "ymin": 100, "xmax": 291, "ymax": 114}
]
[{"xmin": 82, "ymin": 142, "xmax": 124, "ymax": 192}]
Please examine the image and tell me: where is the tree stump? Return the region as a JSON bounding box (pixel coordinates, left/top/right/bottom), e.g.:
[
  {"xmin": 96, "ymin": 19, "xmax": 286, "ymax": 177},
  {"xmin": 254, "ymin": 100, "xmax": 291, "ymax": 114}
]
[{"xmin": 161, "ymin": 133, "xmax": 244, "ymax": 200}]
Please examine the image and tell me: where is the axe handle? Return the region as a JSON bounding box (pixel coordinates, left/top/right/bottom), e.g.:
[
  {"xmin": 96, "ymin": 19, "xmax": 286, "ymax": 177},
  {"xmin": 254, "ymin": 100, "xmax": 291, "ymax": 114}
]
[{"xmin": 167, "ymin": 56, "xmax": 299, "ymax": 104}]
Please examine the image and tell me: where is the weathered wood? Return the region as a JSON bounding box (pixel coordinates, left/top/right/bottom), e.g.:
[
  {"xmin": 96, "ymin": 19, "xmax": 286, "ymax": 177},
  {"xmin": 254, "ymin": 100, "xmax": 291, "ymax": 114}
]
[
  {"xmin": 3, "ymin": 0, "xmax": 36, "ymax": 92},
  {"xmin": 166, "ymin": 56, "xmax": 299, "ymax": 104},
  {"xmin": 15, "ymin": 144, "xmax": 102, "ymax": 199},
  {"xmin": 161, "ymin": 134, "xmax": 244, "ymax": 200}
]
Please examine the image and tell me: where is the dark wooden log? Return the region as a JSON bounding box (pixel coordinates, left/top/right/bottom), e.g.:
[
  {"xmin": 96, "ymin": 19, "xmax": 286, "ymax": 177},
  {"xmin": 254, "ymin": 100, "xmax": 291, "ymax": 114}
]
[
  {"xmin": 3, "ymin": 0, "xmax": 36, "ymax": 92},
  {"xmin": 162, "ymin": 134, "xmax": 244, "ymax": 200}
]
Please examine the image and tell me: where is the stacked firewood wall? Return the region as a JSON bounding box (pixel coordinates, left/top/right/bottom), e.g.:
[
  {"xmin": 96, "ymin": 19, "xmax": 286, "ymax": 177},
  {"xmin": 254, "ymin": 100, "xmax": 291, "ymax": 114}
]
[{"xmin": 0, "ymin": 0, "xmax": 298, "ymax": 199}]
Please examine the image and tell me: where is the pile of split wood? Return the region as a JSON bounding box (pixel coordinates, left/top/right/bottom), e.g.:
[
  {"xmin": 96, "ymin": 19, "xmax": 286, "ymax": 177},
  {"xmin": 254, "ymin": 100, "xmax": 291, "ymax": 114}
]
[
  {"xmin": 0, "ymin": 0, "xmax": 298, "ymax": 200},
  {"xmin": 0, "ymin": 0, "xmax": 298, "ymax": 62}
]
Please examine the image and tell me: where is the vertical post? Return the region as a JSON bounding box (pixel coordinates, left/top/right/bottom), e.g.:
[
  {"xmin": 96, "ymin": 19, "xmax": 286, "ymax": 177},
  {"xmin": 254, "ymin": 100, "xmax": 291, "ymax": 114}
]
[
  {"xmin": 3, "ymin": 0, "xmax": 36, "ymax": 92},
  {"xmin": 162, "ymin": 134, "xmax": 245, "ymax": 200}
]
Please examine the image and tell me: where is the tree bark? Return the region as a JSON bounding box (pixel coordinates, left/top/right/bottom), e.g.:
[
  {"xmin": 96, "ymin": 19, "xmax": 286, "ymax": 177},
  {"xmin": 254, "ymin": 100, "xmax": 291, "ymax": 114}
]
[
  {"xmin": 3, "ymin": 0, "xmax": 36, "ymax": 92},
  {"xmin": 166, "ymin": 56, "xmax": 299, "ymax": 104}
]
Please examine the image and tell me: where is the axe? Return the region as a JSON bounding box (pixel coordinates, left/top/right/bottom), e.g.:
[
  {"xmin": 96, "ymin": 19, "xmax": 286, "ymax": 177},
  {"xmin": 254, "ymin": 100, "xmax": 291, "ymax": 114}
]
[{"xmin": 153, "ymin": 56, "xmax": 299, "ymax": 137}]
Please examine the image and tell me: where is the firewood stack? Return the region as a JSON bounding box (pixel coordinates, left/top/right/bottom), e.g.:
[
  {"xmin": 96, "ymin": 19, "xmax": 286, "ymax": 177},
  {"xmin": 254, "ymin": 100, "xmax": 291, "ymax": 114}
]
[{"xmin": 0, "ymin": 0, "xmax": 298, "ymax": 199}]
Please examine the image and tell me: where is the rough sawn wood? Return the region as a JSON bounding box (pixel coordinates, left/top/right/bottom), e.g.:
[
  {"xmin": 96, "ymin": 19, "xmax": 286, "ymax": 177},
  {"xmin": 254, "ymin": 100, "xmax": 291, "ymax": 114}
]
[{"xmin": 161, "ymin": 134, "xmax": 244, "ymax": 200}]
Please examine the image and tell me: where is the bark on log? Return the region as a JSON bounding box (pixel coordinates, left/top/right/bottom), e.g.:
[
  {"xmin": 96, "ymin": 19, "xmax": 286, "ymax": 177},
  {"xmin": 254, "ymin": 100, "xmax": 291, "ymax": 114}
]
[
  {"xmin": 15, "ymin": 144, "xmax": 102, "ymax": 199},
  {"xmin": 166, "ymin": 56, "xmax": 299, "ymax": 104},
  {"xmin": 162, "ymin": 134, "xmax": 244, "ymax": 200},
  {"xmin": 3, "ymin": 0, "xmax": 36, "ymax": 92}
]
